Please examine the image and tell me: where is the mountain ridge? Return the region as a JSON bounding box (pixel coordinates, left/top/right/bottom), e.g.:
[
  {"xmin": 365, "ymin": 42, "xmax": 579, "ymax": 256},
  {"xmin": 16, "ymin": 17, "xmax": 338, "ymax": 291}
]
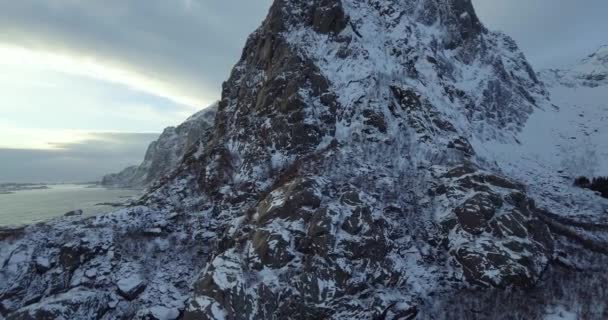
[
  {"xmin": 539, "ymin": 45, "xmax": 608, "ymax": 88},
  {"xmin": 101, "ymin": 104, "xmax": 218, "ymax": 189}
]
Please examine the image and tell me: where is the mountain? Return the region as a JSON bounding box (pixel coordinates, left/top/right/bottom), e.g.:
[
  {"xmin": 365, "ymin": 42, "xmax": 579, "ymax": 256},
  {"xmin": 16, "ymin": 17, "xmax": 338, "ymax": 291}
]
[
  {"xmin": 477, "ymin": 45, "xmax": 608, "ymax": 220},
  {"xmin": 535, "ymin": 46, "xmax": 608, "ymax": 177},
  {"xmin": 101, "ymin": 104, "xmax": 218, "ymax": 189},
  {"xmin": 2, "ymin": 1, "xmax": 608, "ymax": 319},
  {"xmin": 541, "ymin": 45, "xmax": 608, "ymax": 88}
]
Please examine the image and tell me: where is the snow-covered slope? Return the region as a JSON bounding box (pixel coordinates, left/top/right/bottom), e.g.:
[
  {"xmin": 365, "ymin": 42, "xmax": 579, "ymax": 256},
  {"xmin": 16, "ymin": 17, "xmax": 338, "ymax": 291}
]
[
  {"xmin": 539, "ymin": 45, "xmax": 608, "ymax": 177},
  {"xmin": 2, "ymin": 1, "xmax": 608, "ymax": 320},
  {"xmin": 101, "ymin": 104, "xmax": 218, "ymax": 189},
  {"xmin": 475, "ymin": 46, "xmax": 608, "ymax": 220}
]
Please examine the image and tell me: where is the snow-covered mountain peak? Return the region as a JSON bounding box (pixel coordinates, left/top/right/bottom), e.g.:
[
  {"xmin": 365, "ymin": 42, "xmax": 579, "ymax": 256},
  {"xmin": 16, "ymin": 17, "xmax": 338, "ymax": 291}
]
[
  {"xmin": 102, "ymin": 103, "xmax": 218, "ymax": 189},
  {"xmin": 151, "ymin": 0, "xmax": 555, "ymax": 316},
  {"xmin": 273, "ymin": 0, "xmax": 485, "ymax": 38},
  {"xmin": 183, "ymin": 102, "xmax": 218, "ymax": 125},
  {"xmin": 575, "ymin": 44, "xmax": 608, "ymax": 73},
  {"xmin": 481, "ymin": 47, "xmax": 608, "ymax": 225},
  {"xmin": 541, "ymin": 45, "xmax": 608, "ymax": 88}
]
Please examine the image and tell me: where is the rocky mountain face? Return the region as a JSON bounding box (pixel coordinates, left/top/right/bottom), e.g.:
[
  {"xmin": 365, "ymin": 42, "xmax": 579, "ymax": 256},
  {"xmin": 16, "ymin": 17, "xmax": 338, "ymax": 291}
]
[
  {"xmin": 101, "ymin": 104, "xmax": 218, "ymax": 189},
  {"xmin": 2, "ymin": 1, "xmax": 608, "ymax": 320}
]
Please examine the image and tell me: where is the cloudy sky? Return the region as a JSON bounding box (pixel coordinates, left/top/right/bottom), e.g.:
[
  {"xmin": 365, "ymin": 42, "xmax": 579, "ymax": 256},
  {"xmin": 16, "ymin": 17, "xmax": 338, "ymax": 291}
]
[{"xmin": 0, "ymin": 0, "xmax": 606, "ymax": 182}]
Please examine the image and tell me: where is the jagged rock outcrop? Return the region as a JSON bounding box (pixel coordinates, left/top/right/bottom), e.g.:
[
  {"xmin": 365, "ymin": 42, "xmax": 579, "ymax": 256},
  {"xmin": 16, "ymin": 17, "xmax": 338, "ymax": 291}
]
[
  {"xmin": 2, "ymin": 1, "xmax": 608, "ymax": 320},
  {"xmin": 102, "ymin": 104, "xmax": 218, "ymax": 189}
]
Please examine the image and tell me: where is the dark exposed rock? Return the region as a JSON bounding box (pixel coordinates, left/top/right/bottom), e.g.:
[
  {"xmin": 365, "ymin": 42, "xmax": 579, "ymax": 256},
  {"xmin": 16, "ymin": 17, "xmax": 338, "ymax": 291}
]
[
  {"xmin": 448, "ymin": 137, "xmax": 475, "ymax": 155},
  {"xmin": 454, "ymin": 246, "xmax": 532, "ymax": 288},
  {"xmin": 340, "ymin": 191, "xmax": 362, "ymax": 206},
  {"xmin": 59, "ymin": 244, "xmax": 92, "ymax": 271},
  {"xmin": 491, "ymin": 209, "xmax": 529, "ymax": 238},
  {"xmin": 455, "ymin": 193, "xmax": 501, "ymax": 234},
  {"xmin": 256, "ymin": 178, "xmax": 321, "ymax": 223},
  {"xmin": 0, "ymin": 226, "xmax": 26, "ymax": 241},
  {"xmin": 443, "ymin": 164, "xmax": 477, "ymax": 178},
  {"xmin": 390, "ymin": 86, "xmax": 422, "ymax": 111},
  {"xmin": 301, "ymin": 208, "xmax": 335, "ymax": 256},
  {"xmin": 438, "ymin": 167, "xmax": 554, "ymax": 288},
  {"xmin": 64, "ymin": 209, "xmax": 83, "ymax": 217},
  {"xmin": 482, "ymin": 174, "xmax": 525, "ymax": 191},
  {"xmin": 311, "ymin": 0, "xmax": 348, "ymax": 34},
  {"xmin": 341, "ymin": 205, "xmax": 373, "ymax": 235},
  {"xmin": 362, "ymin": 109, "xmax": 388, "ymax": 133}
]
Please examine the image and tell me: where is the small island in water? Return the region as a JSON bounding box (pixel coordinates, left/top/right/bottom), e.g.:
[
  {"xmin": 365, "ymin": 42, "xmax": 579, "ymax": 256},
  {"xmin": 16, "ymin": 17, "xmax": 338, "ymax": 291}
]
[{"xmin": 0, "ymin": 183, "xmax": 50, "ymax": 194}]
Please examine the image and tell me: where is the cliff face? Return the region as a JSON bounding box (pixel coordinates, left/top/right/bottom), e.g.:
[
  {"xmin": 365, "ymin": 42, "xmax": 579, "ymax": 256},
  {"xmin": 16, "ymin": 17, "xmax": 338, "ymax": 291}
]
[
  {"xmin": 2, "ymin": 1, "xmax": 608, "ymax": 320},
  {"xmin": 101, "ymin": 104, "xmax": 218, "ymax": 189}
]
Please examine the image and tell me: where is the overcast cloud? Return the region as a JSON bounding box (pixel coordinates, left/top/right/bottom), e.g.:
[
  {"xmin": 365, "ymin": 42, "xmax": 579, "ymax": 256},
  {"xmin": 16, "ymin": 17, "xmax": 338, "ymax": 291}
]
[
  {"xmin": 474, "ymin": 0, "xmax": 608, "ymax": 69},
  {"xmin": 0, "ymin": 0, "xmax": 273, "ymax": 106},
  {"xmin": 0, "ymin": 0, "xmax": 606, "ymax": 183},
  {"xmin": 0, "ymin": 133, "xmax": 158, "ymax": 183}
]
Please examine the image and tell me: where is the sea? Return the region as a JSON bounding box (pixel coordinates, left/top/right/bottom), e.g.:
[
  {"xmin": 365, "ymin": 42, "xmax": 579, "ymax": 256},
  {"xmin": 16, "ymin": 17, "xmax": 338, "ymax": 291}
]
[{"xmin": 0, "ymin": 184, "xmax": 141, "ymax": 226}]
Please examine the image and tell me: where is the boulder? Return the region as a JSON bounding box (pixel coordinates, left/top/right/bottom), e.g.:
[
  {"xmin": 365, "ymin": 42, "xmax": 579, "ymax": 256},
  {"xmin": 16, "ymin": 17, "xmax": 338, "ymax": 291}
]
[
  {"xmin": 116, "ymin": 274, "xmax": 147, "ymax": 300},
  {"xmin": 34, "ymin": 257, "xmax": 52, "ymax": 273},
  {"xmin": 64, "ymin": 209, "xmax": 83, "ymax": 217}
]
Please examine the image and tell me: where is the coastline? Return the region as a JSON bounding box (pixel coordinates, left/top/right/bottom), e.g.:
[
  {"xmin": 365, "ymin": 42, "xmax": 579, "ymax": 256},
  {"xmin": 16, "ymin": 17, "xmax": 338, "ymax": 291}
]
[{"xmin": 0, "ymin": 184, "xmax": 141, "ymax": 226}]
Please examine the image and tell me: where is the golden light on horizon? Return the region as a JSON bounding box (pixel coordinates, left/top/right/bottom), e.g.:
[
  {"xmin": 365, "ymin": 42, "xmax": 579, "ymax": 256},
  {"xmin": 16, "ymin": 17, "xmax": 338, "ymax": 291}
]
[{"xmin": 0, "ymin": 44, "xmax": 212, "ymax": 110}]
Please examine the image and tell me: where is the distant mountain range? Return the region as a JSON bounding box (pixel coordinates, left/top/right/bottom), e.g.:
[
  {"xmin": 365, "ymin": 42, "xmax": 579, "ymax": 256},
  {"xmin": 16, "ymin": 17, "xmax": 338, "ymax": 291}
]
[
  {"xmin": 0, "ymin": 183, "xmax": 49, "ymax": 194},
  {"xmin": 542, "ymin": 45, "xmax": 608, "ymax": 88}
]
